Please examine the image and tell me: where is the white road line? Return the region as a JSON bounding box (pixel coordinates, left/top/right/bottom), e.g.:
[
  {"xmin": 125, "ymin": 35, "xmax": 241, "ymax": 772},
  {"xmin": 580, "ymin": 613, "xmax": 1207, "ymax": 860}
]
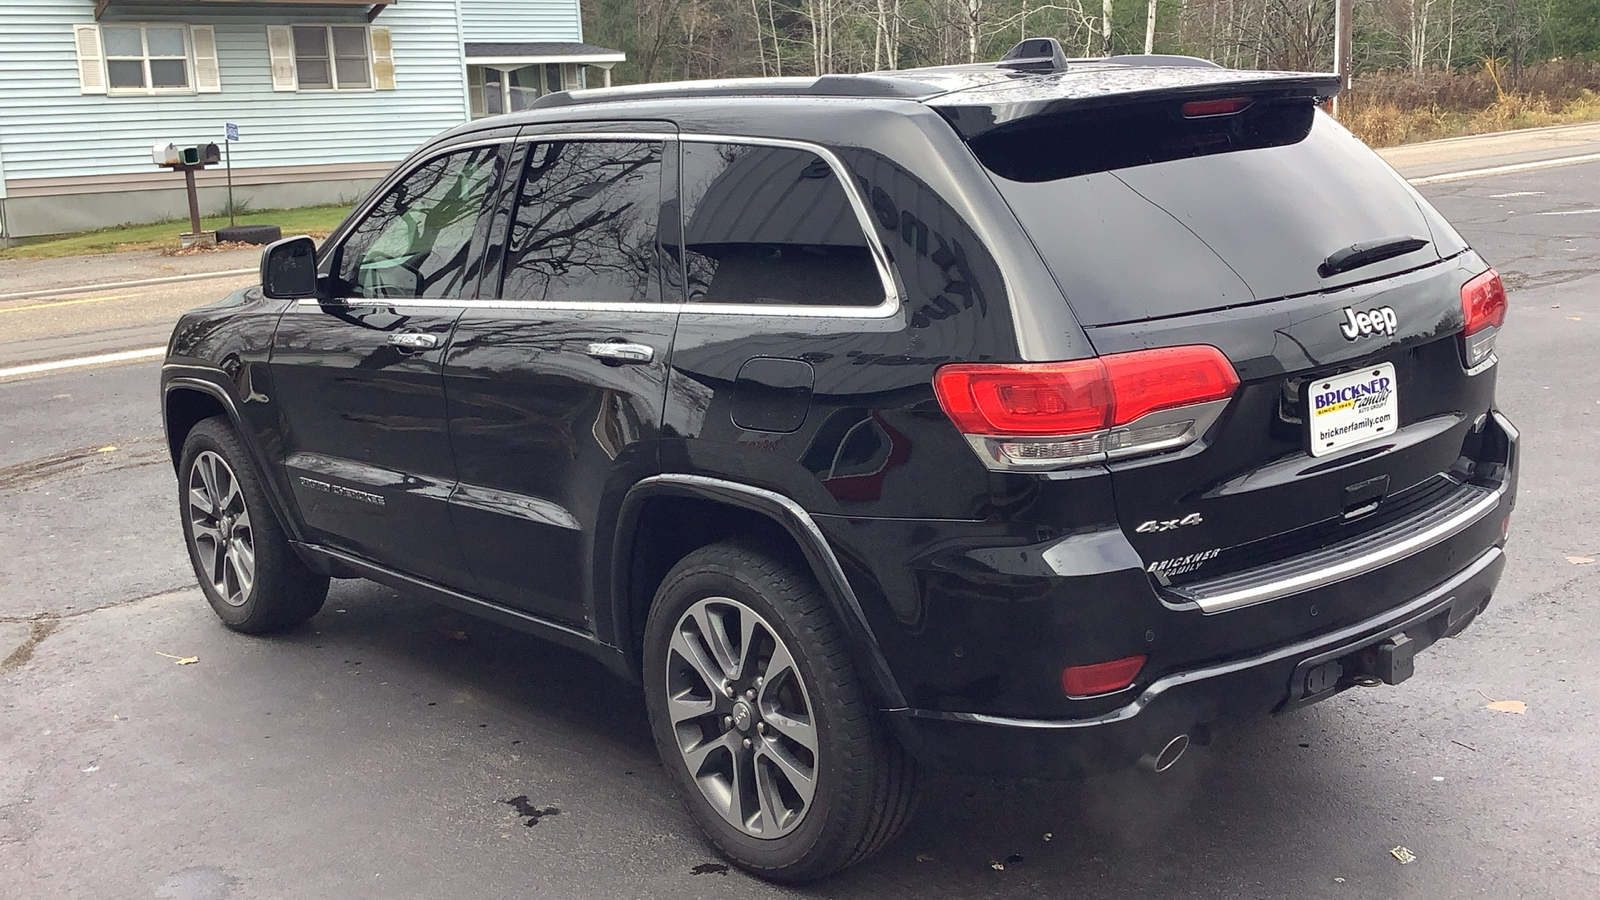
[
  {"xmin": 0, "ymin": 347, "xmax": 165, "ymax": 380},
  {"xmin": 1538, "ymin": 208, "xmax": 1600, "ymax": 216},
  {"xmin": 1409, "ymin": 152, "xmax": 1600, "ymax": 185},
  {"xmin": 0, "ymin": 267, "xmax": 255, "ymax": 304}
]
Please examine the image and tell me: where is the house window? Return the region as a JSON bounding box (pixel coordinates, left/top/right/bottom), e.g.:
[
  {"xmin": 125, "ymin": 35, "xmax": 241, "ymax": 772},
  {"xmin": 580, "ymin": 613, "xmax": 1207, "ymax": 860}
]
[
  {"xmin": 102, "ymin": 25, "xmax": 190, "ymax": 94},
  {"xmin": 467, "ymin": 65, "xmax": 546, "ymax": 119},
  {"xmin": 292, "ymin": 25, "xmax": 370, "ymax": 90}
]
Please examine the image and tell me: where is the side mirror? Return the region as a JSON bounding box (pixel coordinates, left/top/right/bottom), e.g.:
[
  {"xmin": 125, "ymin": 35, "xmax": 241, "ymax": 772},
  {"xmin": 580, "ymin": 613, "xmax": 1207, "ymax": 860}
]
[{"xmin": 260, "ymin": 235, "xmax": 319, "ymax": 299}]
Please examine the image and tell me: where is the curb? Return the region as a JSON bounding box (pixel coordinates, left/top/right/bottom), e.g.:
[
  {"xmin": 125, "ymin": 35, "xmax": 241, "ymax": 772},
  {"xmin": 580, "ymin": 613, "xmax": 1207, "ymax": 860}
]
[{"xmin": 0, "ymin": 267, "xmax": 256, "ymax": 304}]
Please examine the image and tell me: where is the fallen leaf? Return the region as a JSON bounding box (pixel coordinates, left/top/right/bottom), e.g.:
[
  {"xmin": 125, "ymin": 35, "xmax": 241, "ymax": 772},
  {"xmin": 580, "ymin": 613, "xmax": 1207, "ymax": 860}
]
[
  {"xmin": 1566, "ymin": 556, "xmax": 1595, "ymax": 565},
  {"xmin": 1042, "ymin": 832, "xmax": 1053, "ymax": 842},
  {"xmin": 916, "ymin": 852, "xmax": 936, "ymax": 863},
  {"xmin": 95, "ymin": 446, "xmax": 117, "ymax": 453},
  {"xmin": 1390, "ymin": 846, "xmax": 1417, "ymax": 864},
  {"xmin": 81, "ymin": 765, "xmax": 99, "ymax": 773},
  {"xmin": 1334, "ymin": 877, "xmax": 1346, "ymax": 883},
  {"xmin": 1486, "ymin": 699, "xmax": 1526, "ymax": 714},
  {"xmin": 1569, "ymin": 316, "xmax": 1583, "ymax": 321},
  {"xmin": 155, "ymin": 652, "xmax": 199, "ymax": 665}
]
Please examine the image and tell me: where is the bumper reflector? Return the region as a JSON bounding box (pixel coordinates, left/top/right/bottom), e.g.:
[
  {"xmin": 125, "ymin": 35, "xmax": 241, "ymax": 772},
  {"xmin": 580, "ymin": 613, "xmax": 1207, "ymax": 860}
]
[{"xmin": 1062, "ymin": 654, "xmax": 1147, "ymax": 697}]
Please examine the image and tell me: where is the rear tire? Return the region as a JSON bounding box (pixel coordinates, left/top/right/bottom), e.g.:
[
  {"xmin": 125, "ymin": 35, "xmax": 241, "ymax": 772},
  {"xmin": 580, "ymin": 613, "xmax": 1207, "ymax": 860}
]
[
  {"xmin": 642, "ymin": 541, "xmax": 918, "ymax": 883},
  {"xmin": 178, "ymin": 417, "xmax": 328, "ymax": 633}
]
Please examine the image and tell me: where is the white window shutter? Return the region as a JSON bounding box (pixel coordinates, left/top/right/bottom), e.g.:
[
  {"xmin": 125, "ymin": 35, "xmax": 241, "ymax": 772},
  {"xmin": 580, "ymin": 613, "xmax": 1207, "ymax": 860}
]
[
  {"xmin": 192, "ymin": 26, "xmax": 221, "ymax": 93},
  {"xmin": 267, "ymin": 25, "xmax": 297, "ymax": 91},
  {"xmin": 73, "ymin": 24, "xmax": 106, "ymax": 95},
  {"xmin": 370, "ymin": 26, "xmax": 395, "ymax": 90}
]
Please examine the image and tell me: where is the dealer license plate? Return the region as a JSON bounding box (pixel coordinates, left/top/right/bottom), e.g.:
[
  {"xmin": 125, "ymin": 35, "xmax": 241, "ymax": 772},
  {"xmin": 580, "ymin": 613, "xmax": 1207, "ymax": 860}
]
[{"xmin": 1308, "ymin": 363, "xmax": 1399, "ymax": 458}]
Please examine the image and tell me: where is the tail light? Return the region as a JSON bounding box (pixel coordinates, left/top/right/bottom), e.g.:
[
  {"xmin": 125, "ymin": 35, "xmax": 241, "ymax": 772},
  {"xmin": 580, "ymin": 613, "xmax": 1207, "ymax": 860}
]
[
  {"xmin": 1461, "ymin": 268, "xmax": 1507, "ymax": 371},
  {"xmin": 933, "ymin": 345, "xmax": 1239, "ymax": 471}
]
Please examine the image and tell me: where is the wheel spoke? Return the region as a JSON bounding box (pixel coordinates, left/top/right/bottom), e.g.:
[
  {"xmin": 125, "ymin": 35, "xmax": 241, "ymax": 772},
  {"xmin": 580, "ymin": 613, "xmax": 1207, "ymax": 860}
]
[
  {"xmin": 681, "ymin": 729, "xmax": 736, "ymax": 776},
  {"xmin": 216, "ymin": 465, "xmax": 241, "ymax": 514},
  {"xmin": 199, "ymin": 454, "xmax": 222, "ymax": 508},
  {"xmin": 729, "ymin": 735, "xmax": 755, "ymax": 829},
  {"xmin": 690, "ymin": 603, "xmax": 738, "ymax": 680},
  {"xmin": 753, "ymin": 756, "xmax": 785, "ymax": 834},
  {"xmin": 732, "ymin": 608, "xmax": 761, "ymax": 681},
  {"xmin": 227, "ymin": 541, "xmax": 255, "ymax": 596},
  {"xmin": 190, "ymin": 521, "xmax": 223, "ymax": 547},
  {"xmin": 667, "ymin": 693, "xmax": 716, "ymax": 727},
  {"xmin": 762, "ymin": 709, "xmax": 817, "ymax": 755},
  {"xmin": 187, "ymin": 486, "xmax": 214, "ymax": 518},
  {"xmin": 669, "ymin": 628, "xmax": 728, "ymax": 698},
  {"xmin": 759, "ymin": 641, "xmax": 799, "ymax": 701},
  {"xmin": 757, "ymin": 742, "xmax": 816, "ymax": 805}
]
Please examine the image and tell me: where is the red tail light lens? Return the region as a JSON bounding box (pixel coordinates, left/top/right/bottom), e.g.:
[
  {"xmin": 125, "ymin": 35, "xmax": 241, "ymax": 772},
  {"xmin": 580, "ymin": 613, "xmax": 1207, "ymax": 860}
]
[
  {"xmin": 1062, "ymin": 655, "xmax": 1147, "ymax": 697},
  {"xmin": 933, "ymin": 346, "xmax": 1239, "ymax": 470},
  {"xmin": 1461, "ymin": 268, "xmax": 1507, "ymax": 369},
  {"xmin": 1102, "ymin": 346, "xmax": 1241, "ymax": 425}
]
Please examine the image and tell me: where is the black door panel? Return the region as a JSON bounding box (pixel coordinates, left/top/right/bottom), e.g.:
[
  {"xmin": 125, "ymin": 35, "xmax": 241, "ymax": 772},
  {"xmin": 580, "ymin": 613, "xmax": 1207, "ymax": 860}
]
[
  {"xmin": 444, "ymin": 135, "xmax": 676, "ymax": 625},
  {"xmin": 272, "ymin": 141, "xmax": 509, "ymax": 584}
]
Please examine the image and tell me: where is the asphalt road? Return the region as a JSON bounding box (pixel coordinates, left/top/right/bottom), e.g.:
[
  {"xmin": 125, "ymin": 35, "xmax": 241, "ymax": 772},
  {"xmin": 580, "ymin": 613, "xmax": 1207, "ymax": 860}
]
[{"xmin": 3, "ymin": 155, "xmax": 1599, "ymax": 900}]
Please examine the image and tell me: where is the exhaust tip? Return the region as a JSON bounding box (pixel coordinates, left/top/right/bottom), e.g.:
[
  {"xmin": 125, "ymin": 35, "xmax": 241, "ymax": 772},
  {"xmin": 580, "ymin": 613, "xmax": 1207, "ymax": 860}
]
[{"xmin": 1139, "ymin": 734, "xmax": 1190, "ymax": 773}]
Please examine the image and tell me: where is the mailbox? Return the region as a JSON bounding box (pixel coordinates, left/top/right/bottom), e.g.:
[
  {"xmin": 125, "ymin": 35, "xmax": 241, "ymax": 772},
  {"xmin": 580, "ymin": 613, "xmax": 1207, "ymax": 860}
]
[{"xmin": 152, "ymin": 142, "xmax": 180, "ymax": 166}]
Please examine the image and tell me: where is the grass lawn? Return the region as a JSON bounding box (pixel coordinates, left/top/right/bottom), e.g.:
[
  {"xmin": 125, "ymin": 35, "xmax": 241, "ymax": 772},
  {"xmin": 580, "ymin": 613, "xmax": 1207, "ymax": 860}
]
[{"xmin": 0, "ymin": 204, "xmax": 352, "ymax": 261}]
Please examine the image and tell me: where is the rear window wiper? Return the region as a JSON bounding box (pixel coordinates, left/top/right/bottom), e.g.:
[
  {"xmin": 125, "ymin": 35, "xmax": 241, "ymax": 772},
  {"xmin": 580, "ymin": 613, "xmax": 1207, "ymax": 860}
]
[{"xmin": 1319, "ymin": 236, "xmax": 1431, "ymax": 278}]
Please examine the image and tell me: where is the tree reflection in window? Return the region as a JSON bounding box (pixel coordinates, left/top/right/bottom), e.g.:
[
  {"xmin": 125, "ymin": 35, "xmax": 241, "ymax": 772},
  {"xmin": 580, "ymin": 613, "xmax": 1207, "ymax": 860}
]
[
  {"xmin": 674, "ymin": 143, "xmax": 881, "ymax": 307},
  {"xmin": 339, "ymin": 145, "xmax": 504, "ymax": 300},
  {"xmin": 501, "ymin": 141, "xmax": 663, "ymax": 303}
]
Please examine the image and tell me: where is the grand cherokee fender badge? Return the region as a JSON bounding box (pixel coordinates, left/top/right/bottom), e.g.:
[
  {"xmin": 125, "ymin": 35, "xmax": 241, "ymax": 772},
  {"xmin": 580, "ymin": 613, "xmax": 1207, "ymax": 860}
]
[
  {"xmin": 1340, "ymin": 306, "xmax": 1399, "ymax": 340},
  {"xmin": 299, "ymin": 476, "xmax": 385, "ymax": 507},
  {"xmin": 1135, "ymin": 513, "xmax": 1203, "ymax": 533}
]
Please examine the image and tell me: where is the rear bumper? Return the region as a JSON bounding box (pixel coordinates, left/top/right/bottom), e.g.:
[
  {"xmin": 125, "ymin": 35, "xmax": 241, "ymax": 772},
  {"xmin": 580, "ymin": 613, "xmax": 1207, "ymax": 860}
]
[{"xmin": 889, "ymin": 544, "xmax": 1504, "ymax": 779}]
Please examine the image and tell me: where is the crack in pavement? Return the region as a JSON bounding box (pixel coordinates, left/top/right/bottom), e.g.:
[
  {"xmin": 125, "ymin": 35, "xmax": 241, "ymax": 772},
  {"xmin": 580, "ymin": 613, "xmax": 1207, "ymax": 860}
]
[
  {"xmin": 0, "ymin": 619, "xmax": 59, "ymax": 672},
  {"xmin": 0, "ymin": 584, "xmax": 197, "ymax": 628},
  {"xmin": 0, "ymin": 437, "xmax": 170, "ymax": 493}
]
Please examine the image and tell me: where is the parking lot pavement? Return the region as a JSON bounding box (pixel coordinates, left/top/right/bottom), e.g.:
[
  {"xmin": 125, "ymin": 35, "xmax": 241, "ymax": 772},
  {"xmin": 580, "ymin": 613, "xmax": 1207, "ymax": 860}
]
[{"xmin": 2, "ymin": 158, "xmax": 1599, "ymax": 899}]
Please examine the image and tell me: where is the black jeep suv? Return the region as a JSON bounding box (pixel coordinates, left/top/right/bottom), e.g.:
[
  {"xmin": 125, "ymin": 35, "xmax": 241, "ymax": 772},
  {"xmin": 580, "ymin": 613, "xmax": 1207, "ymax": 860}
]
[{"xmin": 162, "ymin": 41, "xmax": 1517, "ymax": 882}]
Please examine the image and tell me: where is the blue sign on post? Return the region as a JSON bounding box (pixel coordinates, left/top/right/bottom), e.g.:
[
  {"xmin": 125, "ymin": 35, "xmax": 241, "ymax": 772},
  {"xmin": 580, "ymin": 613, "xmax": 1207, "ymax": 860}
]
[{"xmin": 225, "ymin": 122, "xmax": 239, "ymax": 142}]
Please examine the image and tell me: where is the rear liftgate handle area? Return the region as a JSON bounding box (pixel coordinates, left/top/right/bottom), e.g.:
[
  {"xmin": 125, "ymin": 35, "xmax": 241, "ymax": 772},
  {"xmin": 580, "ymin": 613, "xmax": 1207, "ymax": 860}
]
[{"xmin": 586, "ymin": 342, "xmax": 655, "ymax": 365}]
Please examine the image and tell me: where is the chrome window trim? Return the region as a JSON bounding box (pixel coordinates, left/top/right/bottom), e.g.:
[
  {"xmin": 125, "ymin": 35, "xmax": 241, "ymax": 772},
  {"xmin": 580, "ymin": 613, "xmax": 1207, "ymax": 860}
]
[{"xmin": 311, "ymin": 131, "xmax": 904, "ymax": 319}]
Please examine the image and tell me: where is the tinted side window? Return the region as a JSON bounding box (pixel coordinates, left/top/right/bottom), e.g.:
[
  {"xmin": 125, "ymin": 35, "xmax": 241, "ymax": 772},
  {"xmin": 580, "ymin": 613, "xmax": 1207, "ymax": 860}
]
[
  {"xmin": 337, "ymin": 145, "xmax": 504, "ymax": 299},
  {"xmin": 673, "ymin": 143, "xmax": 882, "ymax": 307},
  {"xmin": 501, "ymin": 140, "xmax": 664, "ymax": 303}
]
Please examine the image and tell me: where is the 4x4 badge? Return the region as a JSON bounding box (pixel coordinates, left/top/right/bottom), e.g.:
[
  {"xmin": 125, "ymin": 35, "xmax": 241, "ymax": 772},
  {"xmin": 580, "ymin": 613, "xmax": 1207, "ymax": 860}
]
[
  {"xmin": 1340, "ymin": 306, "xmax": 1399, "ymax": 340},
  {"xmin": 1135, "ymin": 513, "xmax": 1203, "ymax": 533}
]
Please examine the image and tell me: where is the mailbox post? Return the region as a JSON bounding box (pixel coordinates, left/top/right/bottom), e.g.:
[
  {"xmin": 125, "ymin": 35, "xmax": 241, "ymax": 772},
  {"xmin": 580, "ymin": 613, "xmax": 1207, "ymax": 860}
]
[{"xmin": 152, "ymin": 142, "xmax": 222, "ymax": 246}]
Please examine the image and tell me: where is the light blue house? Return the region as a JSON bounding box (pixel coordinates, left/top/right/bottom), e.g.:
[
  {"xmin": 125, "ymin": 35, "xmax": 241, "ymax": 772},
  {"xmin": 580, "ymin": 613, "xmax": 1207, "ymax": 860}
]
[{"xmin": 0, "ymin": 0, "xmax": 623, "ymax": 240}]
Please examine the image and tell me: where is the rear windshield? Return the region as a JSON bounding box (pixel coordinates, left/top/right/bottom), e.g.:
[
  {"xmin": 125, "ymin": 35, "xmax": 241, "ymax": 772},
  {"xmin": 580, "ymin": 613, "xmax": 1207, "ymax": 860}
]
[{"xmin": 981, "ymin": 107, "xmax": 1446, "ymax": 326}]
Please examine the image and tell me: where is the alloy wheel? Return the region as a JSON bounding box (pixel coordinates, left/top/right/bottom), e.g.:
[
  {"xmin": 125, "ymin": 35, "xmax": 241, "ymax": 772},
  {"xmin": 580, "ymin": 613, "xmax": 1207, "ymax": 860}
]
[
  {"xmin": 186, "ymin": 450, "xmax": 256, "ymax": 607},
  {"xmin": 665, "ymin": 597, "xmax": 819, "ymax": 839}
]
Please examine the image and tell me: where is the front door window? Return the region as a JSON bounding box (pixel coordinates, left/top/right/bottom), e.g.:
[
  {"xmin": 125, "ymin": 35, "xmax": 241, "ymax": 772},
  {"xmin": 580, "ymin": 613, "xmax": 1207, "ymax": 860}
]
[{"xmin": 336, "ymin": 145, "xmax": 505, "ymax": 299}]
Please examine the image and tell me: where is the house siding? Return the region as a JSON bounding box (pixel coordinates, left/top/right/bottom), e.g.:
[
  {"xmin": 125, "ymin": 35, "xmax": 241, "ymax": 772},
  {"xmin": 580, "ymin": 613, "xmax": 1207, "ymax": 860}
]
[
  {"xmin": 459, "ymin": 0, "xmax": 581, "ymax": 43},
  {"xmin": 0, "ymin": 0, "xmax": 473, "ymax": 236}
]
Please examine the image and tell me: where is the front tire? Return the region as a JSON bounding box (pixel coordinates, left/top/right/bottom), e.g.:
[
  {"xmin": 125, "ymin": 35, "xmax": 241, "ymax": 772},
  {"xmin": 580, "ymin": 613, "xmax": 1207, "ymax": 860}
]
[
  {"xmin": 643, "ymin": 542, "xmax": 918, "ymax": 882},
  {"xmin": 178, "ymin": 417, "xmax": 328, "ymax": 633}
]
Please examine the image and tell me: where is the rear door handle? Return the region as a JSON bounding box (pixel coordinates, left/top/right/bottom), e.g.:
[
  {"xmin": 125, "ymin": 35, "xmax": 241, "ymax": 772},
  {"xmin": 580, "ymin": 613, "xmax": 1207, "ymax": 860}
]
[
  {"xmin": 586, "ymin": 342, "xmax": 655, "ymax": 364},
  {"xmin": 388, "ymin": 332, "xmax": 440, "ymax": 351}
]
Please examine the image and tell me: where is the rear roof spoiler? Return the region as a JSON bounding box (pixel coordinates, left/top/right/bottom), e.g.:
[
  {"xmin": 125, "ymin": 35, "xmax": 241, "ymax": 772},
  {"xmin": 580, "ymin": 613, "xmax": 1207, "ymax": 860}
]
[{"xmin": 931, "ymin": 68, "xmax": 1342, "ymax": 140}]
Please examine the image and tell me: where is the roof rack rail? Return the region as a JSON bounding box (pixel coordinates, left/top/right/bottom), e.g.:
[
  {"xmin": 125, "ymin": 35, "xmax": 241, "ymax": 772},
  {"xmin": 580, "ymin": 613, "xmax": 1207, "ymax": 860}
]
[
  {"xmin": 1101, "ymin": 53, "xmax": 1223, "ymax": 69},
  {"xmin": 528, "ymin": 73, "xmax": 941, "ymax": 109}
]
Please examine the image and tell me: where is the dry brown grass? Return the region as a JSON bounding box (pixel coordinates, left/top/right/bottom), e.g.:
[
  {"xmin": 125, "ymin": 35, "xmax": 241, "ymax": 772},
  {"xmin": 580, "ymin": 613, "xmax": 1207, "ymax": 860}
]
[{"xmin": 1338, "ymin": 60, "xmax": 1600, "ymax": 147}]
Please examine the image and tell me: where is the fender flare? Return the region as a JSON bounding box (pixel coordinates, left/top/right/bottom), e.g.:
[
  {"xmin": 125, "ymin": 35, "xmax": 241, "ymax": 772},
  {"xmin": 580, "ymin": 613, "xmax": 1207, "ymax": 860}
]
[
  {"xmin": 162, "ymin": 368, "xmax": 306, "ymax": 545},
  {"xmin": 613, "ymin": 474, "xmax": 908, "ymax": 710}
]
